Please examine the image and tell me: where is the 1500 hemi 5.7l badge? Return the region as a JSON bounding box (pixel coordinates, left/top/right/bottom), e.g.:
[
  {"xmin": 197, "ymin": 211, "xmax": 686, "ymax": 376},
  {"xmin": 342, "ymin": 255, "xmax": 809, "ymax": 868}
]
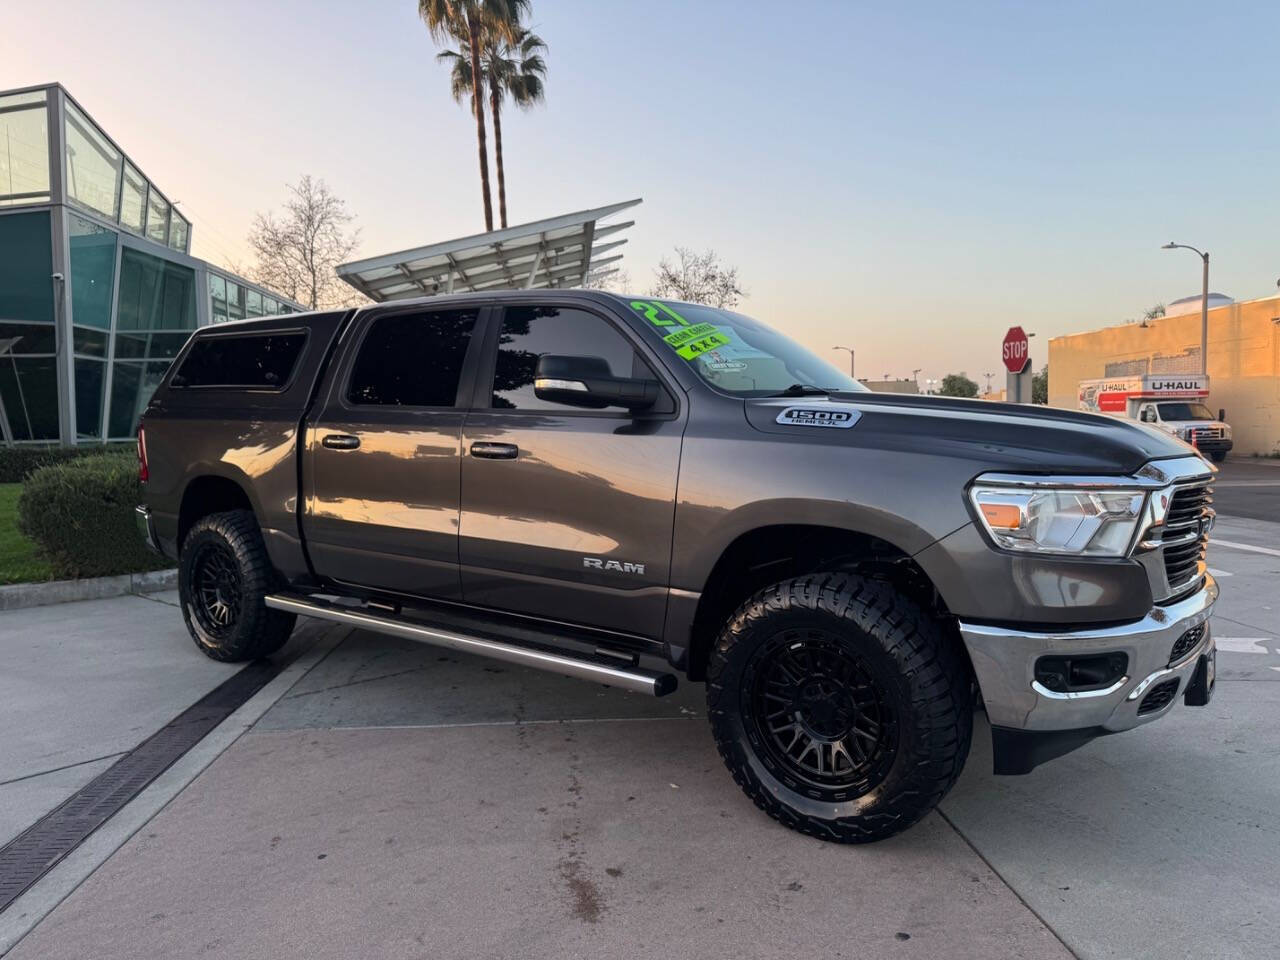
[{"xmin": 775, "ymin": 407, "xmax": 862, "ymax": 428}]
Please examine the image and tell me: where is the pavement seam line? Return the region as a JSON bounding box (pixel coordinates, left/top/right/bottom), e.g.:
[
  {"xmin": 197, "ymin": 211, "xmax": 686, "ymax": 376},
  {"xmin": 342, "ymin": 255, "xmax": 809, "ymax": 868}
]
[
  {"xmin": 129, "ymin": 592, "xmax": 179, "ymax": 608},
  {"xmin": 0, "ymin": 754, "xmax": 128, "ymax": 790},
  {"xmin": 0, "ymin": 625, "xmax": 351, "ymax": 958},
  {"xmin": 287, "ymin": 715, "xmax": 703, "ymax": 733},
  {"xmin": 935, "ymin": 807, "xmax": 1082, "ymax": 960}
]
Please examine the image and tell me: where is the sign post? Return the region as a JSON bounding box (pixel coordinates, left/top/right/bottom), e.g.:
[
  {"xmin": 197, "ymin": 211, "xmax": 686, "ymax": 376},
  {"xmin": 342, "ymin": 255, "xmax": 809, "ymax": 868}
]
[{"xmin": 1002, "ymin": 326, "xmax": 1031, "ymax": 403}]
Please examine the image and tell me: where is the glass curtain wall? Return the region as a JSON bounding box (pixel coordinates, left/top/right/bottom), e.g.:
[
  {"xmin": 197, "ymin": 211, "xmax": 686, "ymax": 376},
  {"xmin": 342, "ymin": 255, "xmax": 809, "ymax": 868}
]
[
  {"xmin": 209, "ymin": 272, "xmax": 292, "ymax": 323},
  {"xmin": 68, "ymin": 214, "xmax": 117, "ymax": 438},
  {"xmin": 62, "ymin": 95, "xmax": 190, "ymax": 254},
  {"xmin": 109, "ymin": 246, "xmax": 196, "ymax": 438},
  {"xmin": 0, "ymin": 90, "xmax": 51, "ymax": 206},
  {"xmin": 0, "ymin": 211, "xmax": 59, "ymax": 441}
]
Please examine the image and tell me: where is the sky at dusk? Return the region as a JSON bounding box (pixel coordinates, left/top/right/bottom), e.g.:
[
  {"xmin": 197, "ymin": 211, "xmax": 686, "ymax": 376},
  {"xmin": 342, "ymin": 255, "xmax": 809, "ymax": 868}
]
[{"xmin": 6, "ymin": 0, "xmax": 1280, "ymax": 385}]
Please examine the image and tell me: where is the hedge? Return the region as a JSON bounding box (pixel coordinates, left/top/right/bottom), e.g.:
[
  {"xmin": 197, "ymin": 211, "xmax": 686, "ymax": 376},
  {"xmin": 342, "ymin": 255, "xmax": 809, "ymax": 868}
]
[
  {"xmin": 17, "ymin": 452, "xmax": 170, "ymax": 579},
  {"xmin": 0, "ymin": 444, "xmax": 128, "ymax": 484}
]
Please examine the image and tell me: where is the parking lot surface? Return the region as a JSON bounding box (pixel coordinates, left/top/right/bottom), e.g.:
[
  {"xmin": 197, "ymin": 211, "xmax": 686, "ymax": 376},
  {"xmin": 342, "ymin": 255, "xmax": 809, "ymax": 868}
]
[{"xmin": 1, "ymin": 468, "xmax": 1277, "ymax": 959}]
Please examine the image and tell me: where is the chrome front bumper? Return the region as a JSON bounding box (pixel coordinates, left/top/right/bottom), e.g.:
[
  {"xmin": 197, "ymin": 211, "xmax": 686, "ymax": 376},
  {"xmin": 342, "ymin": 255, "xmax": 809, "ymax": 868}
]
[
  {"xmin": 958, "ymin": 574, "xmax": 1217, "ymax": 733},
  {"xmin": 135, "ymin": 504, "xmax": 160, "ymax": 553}
]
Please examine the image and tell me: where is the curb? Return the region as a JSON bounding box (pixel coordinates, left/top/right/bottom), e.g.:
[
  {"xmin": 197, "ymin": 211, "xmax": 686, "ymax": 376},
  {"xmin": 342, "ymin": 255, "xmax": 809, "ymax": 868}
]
[{"xmin": 0, "ymin": 569, "xmax": 177, "ymax": 612}]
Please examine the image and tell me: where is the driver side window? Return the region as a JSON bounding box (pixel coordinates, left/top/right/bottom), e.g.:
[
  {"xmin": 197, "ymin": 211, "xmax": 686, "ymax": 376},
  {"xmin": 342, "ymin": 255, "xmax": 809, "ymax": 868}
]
[
  {"xmin": 490, "ymin": 305, "xmax": 663, "ymax": 411},
  {"xmin": 1140, "ymin": 406, "xmax": 1156, "ymax": 423}
]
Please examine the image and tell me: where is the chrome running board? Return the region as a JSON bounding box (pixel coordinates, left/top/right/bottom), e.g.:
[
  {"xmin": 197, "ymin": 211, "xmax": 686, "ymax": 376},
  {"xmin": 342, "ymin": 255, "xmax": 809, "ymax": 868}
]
[{"xmin": 264, "ymin": 593, "xmax": 677, "ymax": 697}]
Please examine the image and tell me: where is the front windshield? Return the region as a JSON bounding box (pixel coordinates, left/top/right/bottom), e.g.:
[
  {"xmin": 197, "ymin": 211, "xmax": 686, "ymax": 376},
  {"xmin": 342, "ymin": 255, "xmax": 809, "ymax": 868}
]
[
  {"xmin": 1158, "ymin": 402, "xmax": 1214, "ymax": 421},
  {"xmin": 626, "ymin": 299, "xmax": 867, "ymax": 396}
]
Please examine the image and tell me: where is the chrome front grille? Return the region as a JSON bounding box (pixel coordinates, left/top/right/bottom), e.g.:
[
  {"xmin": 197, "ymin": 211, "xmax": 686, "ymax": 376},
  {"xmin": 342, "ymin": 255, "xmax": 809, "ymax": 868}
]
[
  {"xmin": 1188, "ymin": 425, "xmax": 1224, "ymax": 442},
  {"xmin": 1159, "ymin": 481, "xmax": 1212, "ymax": 599}
]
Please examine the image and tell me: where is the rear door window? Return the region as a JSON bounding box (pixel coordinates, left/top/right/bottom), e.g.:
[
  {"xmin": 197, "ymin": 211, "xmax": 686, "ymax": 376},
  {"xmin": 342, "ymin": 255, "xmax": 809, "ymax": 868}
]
[
  {"xmin": 347, "ymin": 308, "xmax": 478, "ymax": 407},
  {"xmin": 173, "ymin": 332, "xmax": 306, "ymax": 389}
]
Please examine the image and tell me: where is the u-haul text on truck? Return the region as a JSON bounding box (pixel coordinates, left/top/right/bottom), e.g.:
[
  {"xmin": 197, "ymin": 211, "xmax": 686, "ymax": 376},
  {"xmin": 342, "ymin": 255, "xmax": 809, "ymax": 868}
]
[{"xmin": 1078, "ymin": 374, "xmax": 1232, "ymax": 462}]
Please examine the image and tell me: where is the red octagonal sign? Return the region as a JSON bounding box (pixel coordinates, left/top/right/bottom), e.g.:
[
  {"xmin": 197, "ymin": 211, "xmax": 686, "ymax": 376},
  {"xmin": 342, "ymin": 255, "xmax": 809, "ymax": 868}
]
[{"xmin": 1002, "ymin": 326, "xmax": 1030, "ymax": 374}]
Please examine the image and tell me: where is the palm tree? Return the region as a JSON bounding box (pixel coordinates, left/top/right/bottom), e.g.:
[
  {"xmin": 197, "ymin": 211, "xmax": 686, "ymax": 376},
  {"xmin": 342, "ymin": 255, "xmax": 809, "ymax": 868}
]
[
  {"xmin": 419, "ymin": 0, "xmax": 528, "ymax": 231},
  {"xmin": 438, "ymin": 24, "xmax": 547, "ymax": 229}
]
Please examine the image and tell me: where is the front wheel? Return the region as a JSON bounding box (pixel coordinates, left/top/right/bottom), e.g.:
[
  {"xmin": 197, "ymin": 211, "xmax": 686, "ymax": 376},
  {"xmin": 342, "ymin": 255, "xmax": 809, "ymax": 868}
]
[
  {"xmin": 179, "ymin": 509, "xmax": 295, "ymax": 662},
  {"xmin": 1210, "ymin": 451, "xmax": 1227, "ymax": 463},
  {"xmin": 707, "ymin": 573, "xmax": 972, "ymax": 843}
]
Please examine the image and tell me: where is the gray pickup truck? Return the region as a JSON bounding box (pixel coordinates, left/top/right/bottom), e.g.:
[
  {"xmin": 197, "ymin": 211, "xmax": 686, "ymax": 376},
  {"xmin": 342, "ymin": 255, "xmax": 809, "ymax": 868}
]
[{"xmin": 136, "ymin": 290, "xmax": 1217, "ymax": 843}]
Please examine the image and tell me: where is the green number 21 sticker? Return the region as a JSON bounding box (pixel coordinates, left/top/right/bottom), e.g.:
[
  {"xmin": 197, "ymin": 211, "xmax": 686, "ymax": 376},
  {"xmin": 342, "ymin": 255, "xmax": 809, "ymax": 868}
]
[{"xmin": 630, "ymin": 300, "xmax": 730, "ymax": 360}]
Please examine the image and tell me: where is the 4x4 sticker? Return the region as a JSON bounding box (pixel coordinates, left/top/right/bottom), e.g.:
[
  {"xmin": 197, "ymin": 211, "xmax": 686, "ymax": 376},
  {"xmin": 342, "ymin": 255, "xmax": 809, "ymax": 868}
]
[
  {"xmin": 662, "ymin": 322, "xmax": 731, "ymax": 359},
  {"xmin": 776, "ymin": 407, "xmax": 861, "ymax": 429}
]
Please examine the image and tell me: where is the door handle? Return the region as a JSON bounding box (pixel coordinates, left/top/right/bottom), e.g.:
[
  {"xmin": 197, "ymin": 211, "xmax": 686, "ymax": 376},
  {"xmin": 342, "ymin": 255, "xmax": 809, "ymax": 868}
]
[
  {"xmin": 322, "ymin": 434, "xmax": 361, "ymax": 450},
  {"xmin": 470, "ymin": 441, "xmax": 519, "ymax": 460}
]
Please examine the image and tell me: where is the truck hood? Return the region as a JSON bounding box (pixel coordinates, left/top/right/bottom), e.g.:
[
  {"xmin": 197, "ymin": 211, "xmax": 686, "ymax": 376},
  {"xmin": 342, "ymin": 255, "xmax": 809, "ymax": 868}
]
[{"xmin": 745, "ymin": 392, "xmax": 1194, "ymax": 475}]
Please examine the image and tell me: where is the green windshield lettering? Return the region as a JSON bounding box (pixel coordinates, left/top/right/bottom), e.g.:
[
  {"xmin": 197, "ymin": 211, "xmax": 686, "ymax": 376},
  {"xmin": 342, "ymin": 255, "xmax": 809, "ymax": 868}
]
[{"xmin": 630, "ymin": 299, "xmax": 690, "ymax": 327}]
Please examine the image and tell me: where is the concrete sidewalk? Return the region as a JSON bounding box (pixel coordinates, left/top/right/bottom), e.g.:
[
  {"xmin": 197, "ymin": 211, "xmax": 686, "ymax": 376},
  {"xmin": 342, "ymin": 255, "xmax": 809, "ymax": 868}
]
[{"xmin": 0, "ymin": 591, "xmax": 241, "ymax": 848}]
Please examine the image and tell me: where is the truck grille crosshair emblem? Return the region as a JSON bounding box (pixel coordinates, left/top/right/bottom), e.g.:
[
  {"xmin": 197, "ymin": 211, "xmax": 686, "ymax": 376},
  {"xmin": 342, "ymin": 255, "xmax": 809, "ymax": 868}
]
[{"xmin": 583, "ymin": 557, "xmax": 646, "ymax": 575}]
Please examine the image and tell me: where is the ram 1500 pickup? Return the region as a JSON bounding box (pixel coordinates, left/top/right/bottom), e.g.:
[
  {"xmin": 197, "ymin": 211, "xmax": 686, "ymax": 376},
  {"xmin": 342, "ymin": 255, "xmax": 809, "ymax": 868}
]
[{"xmin": 136, "ymin": 290, "xmax": 1217, "ymax": 842}]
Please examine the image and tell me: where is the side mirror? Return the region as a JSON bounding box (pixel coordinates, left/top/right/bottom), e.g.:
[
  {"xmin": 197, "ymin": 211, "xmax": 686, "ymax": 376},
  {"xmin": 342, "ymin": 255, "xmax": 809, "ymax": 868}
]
[
  {"xmin": 534, "ymin": 355, "xmax": 658, "ymax": 411},
  {"xmin": 1218, "ymin": 408, "xmax": 1226, "ymax": 422}
]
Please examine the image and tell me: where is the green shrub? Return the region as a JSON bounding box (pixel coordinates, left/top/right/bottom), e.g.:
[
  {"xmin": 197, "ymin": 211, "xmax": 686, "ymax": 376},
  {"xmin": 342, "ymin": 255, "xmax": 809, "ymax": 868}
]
[
  {"xmin": 0, "ymin": 444, "xmax": 130, "ymax": 483},
  {"xmin": 17, "ymin": 452, "xmax": 170, "ymax": 579}
]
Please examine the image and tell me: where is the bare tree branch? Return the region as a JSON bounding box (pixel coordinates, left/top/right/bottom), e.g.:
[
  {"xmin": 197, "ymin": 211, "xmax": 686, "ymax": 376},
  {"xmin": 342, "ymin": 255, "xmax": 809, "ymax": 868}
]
[
  {"xmin": 247, "ymin": 176, "xmax": 366, "ymax": 310},
  {"xmin": 580, "ymin": 266, "xmax": 632, "ymax": 292},
  {"xmin": 649, "ymin": 247, "xmax": 745, "ymax": 308}
]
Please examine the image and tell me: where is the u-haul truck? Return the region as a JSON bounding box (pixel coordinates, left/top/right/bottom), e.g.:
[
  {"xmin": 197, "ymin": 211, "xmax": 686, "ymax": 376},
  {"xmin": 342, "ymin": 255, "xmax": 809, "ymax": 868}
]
[{"xmin": 1078, "ymin": 373, "xmax": 1232, "ymax": 462}]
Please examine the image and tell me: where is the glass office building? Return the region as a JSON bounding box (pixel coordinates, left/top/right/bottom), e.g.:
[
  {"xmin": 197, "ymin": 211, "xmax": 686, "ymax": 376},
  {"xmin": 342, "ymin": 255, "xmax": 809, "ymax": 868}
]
[{"xmin": 0, "ymin": 84, "xmax": 302, "ymax": 445}]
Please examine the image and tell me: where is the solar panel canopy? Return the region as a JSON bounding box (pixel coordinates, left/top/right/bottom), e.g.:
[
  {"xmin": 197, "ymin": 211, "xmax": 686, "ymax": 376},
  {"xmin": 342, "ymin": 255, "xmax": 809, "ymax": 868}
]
[{"xmin": 336, "ymin": 199, "xmax": 639, "ymax": 302}]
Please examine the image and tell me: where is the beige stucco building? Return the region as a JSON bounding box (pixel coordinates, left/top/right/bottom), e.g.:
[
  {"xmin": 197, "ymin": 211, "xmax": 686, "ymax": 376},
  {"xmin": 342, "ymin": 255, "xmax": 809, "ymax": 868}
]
[{"xmin": 1048, "ymin": 295, "xmax": 1280, "ymax": 456}]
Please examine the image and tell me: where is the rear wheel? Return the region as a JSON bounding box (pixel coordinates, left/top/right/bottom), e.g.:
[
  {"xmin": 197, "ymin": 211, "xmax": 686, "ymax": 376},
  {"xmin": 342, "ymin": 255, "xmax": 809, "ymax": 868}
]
[
  {"xmin": 179, "ymin": 509, "xmax": 295, "ymax": 662},
  {"xmin": 707, "ymin": 573, "xmax": 971, "ymax": 843}
]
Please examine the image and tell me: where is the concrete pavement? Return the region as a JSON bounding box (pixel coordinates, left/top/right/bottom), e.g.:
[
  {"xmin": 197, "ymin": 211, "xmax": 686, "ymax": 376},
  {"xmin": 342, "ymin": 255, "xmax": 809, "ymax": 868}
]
[
  {"xmin": 1210, "ymin": 457, "xmax": 1280, "ymax": 522},
  {"xmin": 1, "ymin": 485, "xmax": 1276, "ymax": 959},
  {"xmin": 0, "ymin": 590, "xmax": 241, "ymax": 848}
]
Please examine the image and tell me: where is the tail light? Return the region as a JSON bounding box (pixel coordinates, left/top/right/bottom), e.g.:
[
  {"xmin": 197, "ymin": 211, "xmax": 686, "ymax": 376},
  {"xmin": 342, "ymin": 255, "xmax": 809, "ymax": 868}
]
[{"xmin": 137, "ymin": 424, "xmax": 149, "ymax": 483}]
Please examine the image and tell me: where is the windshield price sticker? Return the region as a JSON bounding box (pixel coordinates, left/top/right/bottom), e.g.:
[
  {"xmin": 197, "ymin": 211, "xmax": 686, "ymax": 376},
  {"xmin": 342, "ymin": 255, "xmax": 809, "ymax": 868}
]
[
  {"xmin": 673, "ymin": 331, "xmax": 730, "ymax": 359},
  {"xmin": 776, "ymin": 407, "xmax": 862, "ymax": 429},
  {"xmin": 662, "ymin": 322, "xmax": 719, "ymax": 348}
]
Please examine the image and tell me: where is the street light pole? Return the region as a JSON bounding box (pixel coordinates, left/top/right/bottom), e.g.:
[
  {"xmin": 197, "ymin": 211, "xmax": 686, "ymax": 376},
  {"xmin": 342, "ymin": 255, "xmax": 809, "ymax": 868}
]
[
  {"xmin": 1162, "ymin": 242, "xmax": 1210, "ymax": 375},
  {"xmin": 832, "ymin": 345, "xmax": 855, "ymax": 379}
]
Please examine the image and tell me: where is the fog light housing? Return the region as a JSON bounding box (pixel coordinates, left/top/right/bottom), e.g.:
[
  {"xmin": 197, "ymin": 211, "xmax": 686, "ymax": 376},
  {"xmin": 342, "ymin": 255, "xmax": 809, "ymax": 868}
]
[{"xmin": 1034, "ymin": 652, "xmax": 1129, "ymax": 694}]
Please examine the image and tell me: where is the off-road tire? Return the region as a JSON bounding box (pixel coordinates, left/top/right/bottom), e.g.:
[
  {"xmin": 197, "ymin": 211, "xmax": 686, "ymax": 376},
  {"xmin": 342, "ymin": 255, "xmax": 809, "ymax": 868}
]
[
  {"xmin": 707, "ymin": 572, "xmax": 972, "ymax": 843},
  {"xmin": 179, "ymin": 509, "xmax": 295, "ymax": 662}
]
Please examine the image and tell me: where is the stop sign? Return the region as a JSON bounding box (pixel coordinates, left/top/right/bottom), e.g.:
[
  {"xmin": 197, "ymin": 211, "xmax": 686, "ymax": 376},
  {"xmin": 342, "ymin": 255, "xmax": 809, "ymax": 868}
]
[{"xmin": 1002, "ymin": 326, "xmax": 1030, "ymax": 374}]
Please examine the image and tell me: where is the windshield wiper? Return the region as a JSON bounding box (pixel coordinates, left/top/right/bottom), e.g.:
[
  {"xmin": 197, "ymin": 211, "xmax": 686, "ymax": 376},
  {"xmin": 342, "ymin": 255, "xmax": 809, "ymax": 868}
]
[{"xmin": 768, "ymin": 383, "xmax": 835, "ymax": 397}]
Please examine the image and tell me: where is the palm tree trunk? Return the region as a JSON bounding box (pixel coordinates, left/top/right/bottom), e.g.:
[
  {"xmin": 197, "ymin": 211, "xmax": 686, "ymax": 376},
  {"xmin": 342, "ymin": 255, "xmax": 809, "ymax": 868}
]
[
  {"xmin": 490, "ymin": 83, "xmax": 508, "ymax": 229},
  {"xmin": 467, "ymin": 17, "xmax": 494, "ymax": 231}
]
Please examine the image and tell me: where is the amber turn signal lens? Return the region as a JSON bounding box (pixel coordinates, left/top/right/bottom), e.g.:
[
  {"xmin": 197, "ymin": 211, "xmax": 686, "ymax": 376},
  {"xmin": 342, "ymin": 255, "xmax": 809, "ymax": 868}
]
[{"xmin": 980, "ymin": 502, "xmax": 1022, "ymax": 529}]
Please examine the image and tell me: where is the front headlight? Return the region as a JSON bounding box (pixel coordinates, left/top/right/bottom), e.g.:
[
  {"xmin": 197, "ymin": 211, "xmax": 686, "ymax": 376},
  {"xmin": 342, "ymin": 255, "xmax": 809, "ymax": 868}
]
[{"xmin": 969, "ymin": 486, "xmax": 1147, "ymax": 557}]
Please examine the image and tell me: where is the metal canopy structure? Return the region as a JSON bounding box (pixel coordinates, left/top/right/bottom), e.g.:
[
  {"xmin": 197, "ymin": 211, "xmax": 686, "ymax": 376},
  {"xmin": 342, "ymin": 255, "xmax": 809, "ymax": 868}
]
[{"xmin": 336, "ymin": 198, "xmax": 640, "ymax": 302}]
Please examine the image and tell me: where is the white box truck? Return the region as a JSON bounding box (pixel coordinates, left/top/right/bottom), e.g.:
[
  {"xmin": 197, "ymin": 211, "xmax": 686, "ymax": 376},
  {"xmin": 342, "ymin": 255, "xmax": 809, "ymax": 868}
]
[{"xmin": 1078, "ymin": 374, "xmax": 1232, "ymax": 462}]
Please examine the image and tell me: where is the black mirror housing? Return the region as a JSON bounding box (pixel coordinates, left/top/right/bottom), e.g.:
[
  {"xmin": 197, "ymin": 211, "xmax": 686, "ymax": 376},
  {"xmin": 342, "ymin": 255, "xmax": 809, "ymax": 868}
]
[{"xmin": 534, "ymin": 355, "xmax": 659, "ymax": 411}]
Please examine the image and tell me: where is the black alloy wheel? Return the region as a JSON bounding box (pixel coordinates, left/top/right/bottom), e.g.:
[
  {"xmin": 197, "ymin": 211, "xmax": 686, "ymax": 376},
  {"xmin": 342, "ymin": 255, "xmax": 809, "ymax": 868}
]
[
  {"xmin": 189, "ymin": 541, "xmax": 244, "ymax": 637},
  {"xmin": 744, "ymin": 629, "xmax": 898, "ymax": 799}
]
